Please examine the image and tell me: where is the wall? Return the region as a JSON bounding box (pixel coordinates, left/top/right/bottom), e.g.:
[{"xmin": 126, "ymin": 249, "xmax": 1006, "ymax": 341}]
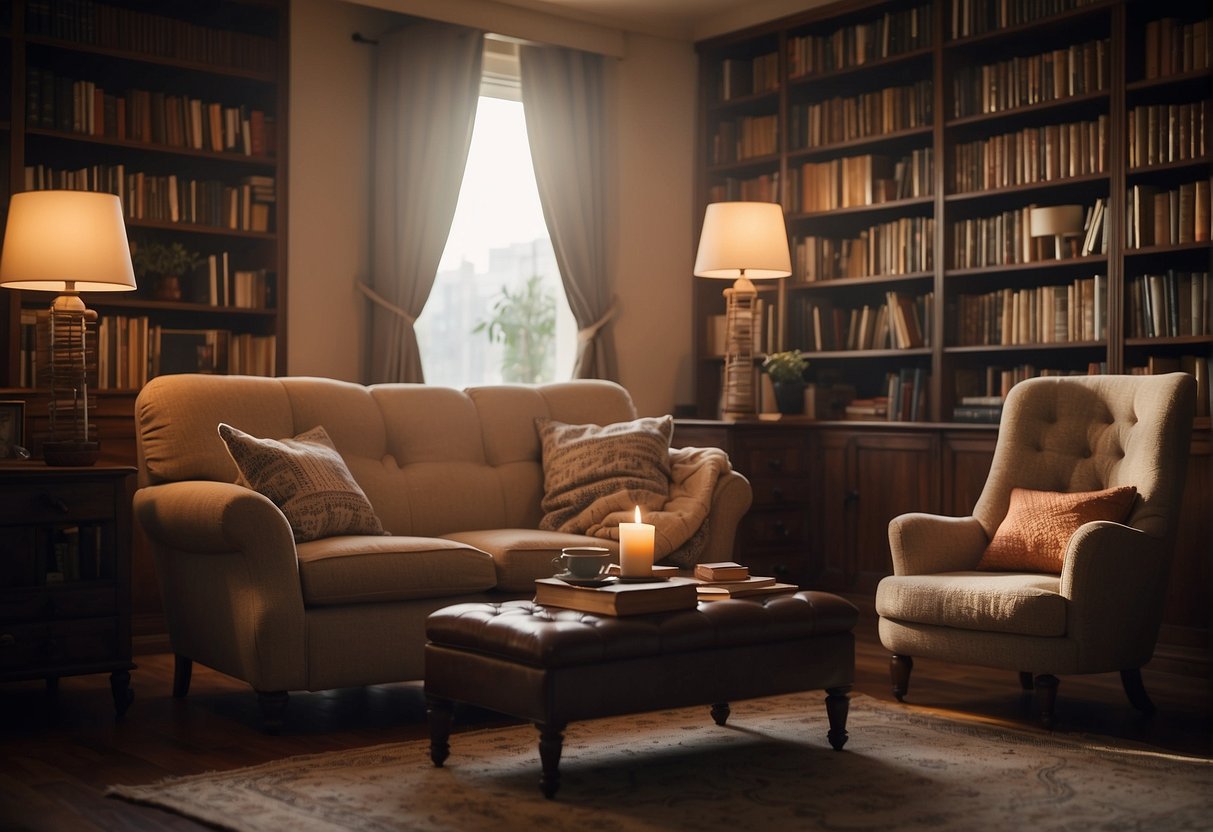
[{"xmin": 288, "ymin": 0, "xmax": 698, "ymax": 415}]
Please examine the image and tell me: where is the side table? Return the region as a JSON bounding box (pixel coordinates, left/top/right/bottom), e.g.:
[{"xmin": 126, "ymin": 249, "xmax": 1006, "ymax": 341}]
[{"xmin": 0, "ymin": 463, "xmax": 136, "ymax": 716}]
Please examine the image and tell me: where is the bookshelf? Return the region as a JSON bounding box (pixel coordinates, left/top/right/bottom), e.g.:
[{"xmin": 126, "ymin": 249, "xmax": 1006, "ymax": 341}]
[{"xmin": 1, "ymin": 0, "xmax": 288, "ymax": 416}]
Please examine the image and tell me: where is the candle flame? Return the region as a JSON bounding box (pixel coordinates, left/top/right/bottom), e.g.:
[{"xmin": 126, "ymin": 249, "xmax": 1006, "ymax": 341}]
[{"xmin": 634, "ymin": 505, "xmax": 642, "ymax": 523}]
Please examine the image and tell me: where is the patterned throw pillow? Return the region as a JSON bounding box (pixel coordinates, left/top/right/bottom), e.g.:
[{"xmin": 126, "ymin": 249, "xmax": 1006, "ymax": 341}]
[
  {"xmin": 536, "ymin": 416, "xmax": 673, "ymax": 533},
  {"xmin": 977, "ymin": 485, "xmax": 1138, "ymax": 574},
  {"xmin": 218, "ymin": 423, "xmax": 386, "ymax": 543}
]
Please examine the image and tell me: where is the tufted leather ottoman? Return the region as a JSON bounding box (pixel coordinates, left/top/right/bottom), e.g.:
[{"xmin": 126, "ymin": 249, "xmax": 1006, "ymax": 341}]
[{"xmin": 424, "ymin": 591, "xmax": 858, "ymax": 798}]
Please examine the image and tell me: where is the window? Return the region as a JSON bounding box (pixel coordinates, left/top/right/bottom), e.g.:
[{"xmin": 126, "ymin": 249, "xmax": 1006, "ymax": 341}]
[{"xmin": 417, "ymin": 41, "xmax": 576, "ymax": 388}]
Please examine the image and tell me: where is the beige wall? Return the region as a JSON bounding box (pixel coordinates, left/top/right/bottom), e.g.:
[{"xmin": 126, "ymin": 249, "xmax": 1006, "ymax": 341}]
[{"xmin": 288, "ymin": 0, "xmax": 698, "ymax": 415}]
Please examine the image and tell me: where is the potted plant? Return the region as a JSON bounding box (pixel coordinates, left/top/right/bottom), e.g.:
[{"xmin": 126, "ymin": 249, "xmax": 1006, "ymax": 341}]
[
  {"xmin": 132, "ymin": 240, "xmax": 202, "ymax": 301},
  {"xmin": 762, "ymin": 349, "xmax": 809, "ymax": 414}
]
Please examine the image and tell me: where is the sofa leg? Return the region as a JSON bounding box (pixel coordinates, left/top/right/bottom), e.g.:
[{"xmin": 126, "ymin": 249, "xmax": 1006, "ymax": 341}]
[
  {"xmin": 172, "ymin": 655, "xmax": 192, "ymax": 699},
  {"xmin": 536, "ymin": 721, "xmax": 566, "ymax": 799},
  {"xmin": 1121, "ymin": 669, "xmax": 1156, "ymax": 715},
  {"xmin": 427, "ymin": 695, "xmax": 454, "ymax": 766},
  {"xmin": 825, "ymin": 685, "xmax": 851, "ymax": 751},
  {"xmin": 1033, "ymin": 674, "xmax": 1059, "ymax": 728},
  {"xmin": 1019, "ymin": 671, "xmax": 1034, "ymax": 691},
  {"xmin": 256, "ymin": 690, "xmax": 289, "ymax": 734},
  {"xmin": 890, "ymin": 654, "xmax": 913, "ymax": 701},
  {"xmin": 710, "ymin": 703, "xmax": 730, "ymax": 726}
]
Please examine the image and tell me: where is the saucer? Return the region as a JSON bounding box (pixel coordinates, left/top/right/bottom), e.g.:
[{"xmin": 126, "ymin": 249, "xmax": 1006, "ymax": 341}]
[
  {"xmin": 553, "ymin": 572, "xmax": 615, "ymax": 588},
  {"xmin": 614, "ymin": 575, "xmax": 670, "ymax": 584}
]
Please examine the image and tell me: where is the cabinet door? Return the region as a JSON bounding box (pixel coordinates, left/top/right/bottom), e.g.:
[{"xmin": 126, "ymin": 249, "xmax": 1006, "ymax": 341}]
[{"xmin": 942, "ymin": 430, "xmax": 997, "ymax": 517}]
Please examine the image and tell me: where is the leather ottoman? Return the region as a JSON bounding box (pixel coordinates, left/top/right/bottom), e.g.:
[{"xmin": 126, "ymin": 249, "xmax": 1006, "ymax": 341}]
[{"xmin": 424, "ymin": 591, "xmax": 858, "ymax": 798}]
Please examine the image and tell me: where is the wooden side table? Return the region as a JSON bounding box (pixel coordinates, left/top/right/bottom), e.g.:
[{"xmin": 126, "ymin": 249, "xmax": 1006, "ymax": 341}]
[{"xmin": 0, "ymin": 464, "xmax": 136, "ymax": 716}]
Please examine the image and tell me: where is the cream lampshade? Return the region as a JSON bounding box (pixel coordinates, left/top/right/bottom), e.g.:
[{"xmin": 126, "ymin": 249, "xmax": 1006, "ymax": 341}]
[
  {"xmin": 1029, "ymin": 204, "xmax": 1084, "ymax": 260},
  {"xmin": 694, "ymin": 201, "xmax": 792, "ymax": 421},
  {"xmin": 0, "ymin": 190, "xmax": 137, "ymax": 465}
]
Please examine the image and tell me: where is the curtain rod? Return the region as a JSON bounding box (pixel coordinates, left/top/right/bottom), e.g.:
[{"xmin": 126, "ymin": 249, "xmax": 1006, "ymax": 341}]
[{"xmin": 352, "ymin": 32, "xmax": 378, "ymax": 45}]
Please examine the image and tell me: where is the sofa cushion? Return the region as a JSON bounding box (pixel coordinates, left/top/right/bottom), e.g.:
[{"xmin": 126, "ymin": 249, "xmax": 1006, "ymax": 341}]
[
  {"xmin": 218, "ymin": 423, "xmax": 386, "ymax": 543},
  {"xmin": 296, "ymin": 536, "xmax": 496, "ymax": 605},
  {"xmin": 875, "ymin": 572, "xmax": 1066, "ymax": 637},
  {"xmin": 977, "ymin": 485, "xmax": 1138, "ymax": 573},
  {"xmin": 444, "ymin": 529, "xmax": 620, "ymax": 593},
  {"xmin": 536, "ymin": 415, "xmax": 673, "ymax": 534}
]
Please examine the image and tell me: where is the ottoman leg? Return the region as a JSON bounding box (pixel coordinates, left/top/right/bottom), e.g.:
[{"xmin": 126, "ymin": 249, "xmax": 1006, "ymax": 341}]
[
  {"xmin": 537, "ymin": 722, "xmax": 566, "ymax": 799},
  {"xmin": 825, "ymin": 685, "xmax": 851, "ymax": 751},
  {"xmin": 710, "ymin": 702, "xmax": 731, "ymax": 726},
  {"xmin": 427, "ymin": 695, "xmax": 454, "ymax": 767}
]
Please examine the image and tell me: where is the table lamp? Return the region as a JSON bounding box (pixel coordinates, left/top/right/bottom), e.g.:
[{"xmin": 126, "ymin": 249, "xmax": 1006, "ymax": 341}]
[
  {"xmin": 694, "ymin": 201, "xmax": 792, "ymax": 420},
  {"xmin": 0, "ymin": 191, "xmax": 137, "ymax": 465},
  {"xmin": 1029, "ymin": 204, "xmax": 1084, "ymax": 260}
]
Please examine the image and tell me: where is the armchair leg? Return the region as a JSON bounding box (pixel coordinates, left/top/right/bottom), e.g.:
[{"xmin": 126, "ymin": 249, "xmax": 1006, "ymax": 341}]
[
  {"xmin": 172, "ymin": 655, "xmax": 193, "ymax": 699},
  {"xmin": 1033, "ymin": 674, "xmax": 1059, "ymax": 729},
  {"xmin": 890, "ymin": 655, "xmax": 913, "ymax": 701},
  {"xmin": 1019, "ymin": 671, "xmax": 1034, "ymax": 691},
  {"xmin": 256, "ymin": 690, "xmax": 289, "ymax": 734},
  {"xmin": 1120, "ymin": 669, "xmax": 1156, "ymax": 715}
]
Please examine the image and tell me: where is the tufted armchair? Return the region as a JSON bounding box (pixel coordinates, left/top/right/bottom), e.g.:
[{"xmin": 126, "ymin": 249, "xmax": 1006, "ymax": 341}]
[{"xmin": 875, "ymin": 373, "xmax": 1196, "ymax": 726}]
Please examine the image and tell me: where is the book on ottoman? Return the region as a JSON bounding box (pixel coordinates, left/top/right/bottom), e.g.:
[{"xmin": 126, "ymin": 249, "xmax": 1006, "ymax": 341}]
[
  {"xmin": 534, "ymin": 577, "xmax": 698, "ymax": 616},
  {"xmin": 696, "ymin": 580, "xmax": 799, "ymax": 601},
  {"xmin": 694, "ymin": 561, "xmax": 749, "ymax": 581}
]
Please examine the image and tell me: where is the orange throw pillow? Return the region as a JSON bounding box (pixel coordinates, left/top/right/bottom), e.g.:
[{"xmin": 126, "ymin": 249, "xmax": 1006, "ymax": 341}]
[{"xmin": 977, "ymin": 486, "xmax": 1138, "ymax": 574}]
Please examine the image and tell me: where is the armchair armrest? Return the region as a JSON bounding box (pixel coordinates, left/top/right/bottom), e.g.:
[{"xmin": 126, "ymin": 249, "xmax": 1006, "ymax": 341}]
[{"xmin": 887, "ymin": 513, "xmax": 988, "ymax": 576}]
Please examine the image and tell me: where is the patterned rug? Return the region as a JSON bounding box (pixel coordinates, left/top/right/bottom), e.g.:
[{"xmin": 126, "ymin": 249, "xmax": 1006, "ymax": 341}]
[{"xmin": 108, "ymin": 693, "xmax": 1212, "ymax": 832}]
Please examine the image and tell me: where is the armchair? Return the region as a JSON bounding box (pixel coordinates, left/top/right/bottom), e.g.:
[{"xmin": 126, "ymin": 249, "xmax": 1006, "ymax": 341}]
[{"xmin": 875, "ymin": 373, "xmax": 1196, "ymax": 726}]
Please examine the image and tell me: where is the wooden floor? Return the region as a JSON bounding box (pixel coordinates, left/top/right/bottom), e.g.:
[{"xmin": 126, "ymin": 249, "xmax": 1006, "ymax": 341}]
[{"xmin": 1, "ymin": 598, "xmax": 1209, "ymax": 831}]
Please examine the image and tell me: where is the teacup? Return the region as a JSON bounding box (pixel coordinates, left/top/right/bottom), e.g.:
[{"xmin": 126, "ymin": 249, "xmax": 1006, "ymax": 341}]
[{"xmin": 553, "ymin": 547, "xmax": 611, "ymax": 579}]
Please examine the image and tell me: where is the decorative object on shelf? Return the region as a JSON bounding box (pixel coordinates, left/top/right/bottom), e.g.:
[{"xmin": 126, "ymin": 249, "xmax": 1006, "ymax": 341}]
[
  {"xmin": 762, "ymin": 349, "xmax": 809, "ymax": 414},
  {"xmin": 694, "ymin": 201, "xmax": 792, "ymax": 421},
  {"xmin": 1029, "ymin": 205, "xmax": 1084, "ymax": 260},
  {"xmin": 132, "ymin": 240, "xmax": 201, "ymax": 302},
  {"xmin": 0, "ymin": 191, "xmax": 137, "ymax": 465}
]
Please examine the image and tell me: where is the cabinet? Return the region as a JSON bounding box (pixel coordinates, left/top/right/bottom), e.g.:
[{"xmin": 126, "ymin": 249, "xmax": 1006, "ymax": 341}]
[
  {"xmin": 0, "ymin": 464, "xmax": 135, "ymax": 715},
  {"xmin": 692, "ymin": 0, "xmax": 1212, "ymax": 424}
]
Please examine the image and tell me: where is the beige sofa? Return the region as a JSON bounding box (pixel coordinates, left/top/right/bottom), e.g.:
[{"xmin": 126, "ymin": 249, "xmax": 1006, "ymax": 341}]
[{"xmin": 133, "ymin": 374, "xmax": 751, "ymax": 729}]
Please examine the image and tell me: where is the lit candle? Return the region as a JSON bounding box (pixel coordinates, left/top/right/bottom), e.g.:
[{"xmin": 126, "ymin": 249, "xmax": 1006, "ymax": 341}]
[{"xmin": 619, "ymin": 505, "xmax": 655, "ymax": 578}]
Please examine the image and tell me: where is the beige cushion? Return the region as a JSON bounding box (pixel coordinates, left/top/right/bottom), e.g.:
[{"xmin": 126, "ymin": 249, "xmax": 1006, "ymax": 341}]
[
  {"xmin": 977, "ymin": 486, "xmax": 1137, "ymax": 573},
  {"xmin": 876, "ymin": 572, "xmax": 1066, "ymax": 637},
  {"xmin": 218, "ymin": 423, "xmax": 385, "ymax": 543},
  {"xmin": 537, "ymin": 416, "xmax": 673, "ymax": 533},
  {"xmin": 296, "ymin": 536, "xmax": 496, "ymax": 605},
  {"xmin": 444, "ymin": 529, "xmax": 619, "ymax": 592}
]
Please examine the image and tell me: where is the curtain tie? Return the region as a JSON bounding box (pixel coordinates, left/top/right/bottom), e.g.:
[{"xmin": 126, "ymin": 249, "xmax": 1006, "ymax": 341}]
[
  {"xmin": 577, "ymin": 300, "xmax": 617, "ymax": 344},
  {"xmin": 357, "ymin": 280, "xmax": 416, "ymax": 326}
]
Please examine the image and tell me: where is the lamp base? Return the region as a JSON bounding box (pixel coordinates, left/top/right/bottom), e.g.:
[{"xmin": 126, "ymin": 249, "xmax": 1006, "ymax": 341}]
[{"xmin": 43, "ymin": 441, "xmax": 100, "ymax": 467}]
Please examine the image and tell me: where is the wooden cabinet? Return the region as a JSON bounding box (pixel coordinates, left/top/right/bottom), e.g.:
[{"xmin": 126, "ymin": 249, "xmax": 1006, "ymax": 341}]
[{"xmin": 0, "ymin": 464, "xmax": 135, "ymax": 715}]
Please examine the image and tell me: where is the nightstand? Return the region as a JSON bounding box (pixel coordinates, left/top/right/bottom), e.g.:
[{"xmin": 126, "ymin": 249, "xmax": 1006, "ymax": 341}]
[{"xmin": 0, "ymin": 464, "xmax": 136, "ymax": 716}]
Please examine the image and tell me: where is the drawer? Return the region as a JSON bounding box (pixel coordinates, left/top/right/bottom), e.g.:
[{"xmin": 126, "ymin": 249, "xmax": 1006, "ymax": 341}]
[
  {"xmin": 0, "ymin": 585, "xmax": 117, "ymax": 623},
  {"xmin": 748, "ymin": 477, "xmax": 810, "ymax": 507},
  {"xmin": 737, "ymin": 443, "xmax": 808, "ymax": 477},
  {"xmin": 0, "ymin": 617, "xmax": 119, "ymax": 673},
  {"xmin": 741, "ymin": 507, "xmax": 809, "ymax": 545},
  {"xmin": 0, "ymin": 483, "xmax": 115, "ymax": 525}
]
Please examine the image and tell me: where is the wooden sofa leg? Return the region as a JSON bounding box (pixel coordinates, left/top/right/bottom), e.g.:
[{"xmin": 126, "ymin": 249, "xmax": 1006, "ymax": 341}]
[
  {"xmin": 172, "ymin": 655, "xmax": 193, "ymax": 698},
  {"xmin": 1121, "ymin": 669, "xmax": 1156, "ymax": 715},
  {"xmin": 1019, "ymin": 671, "xmax": 1034, "ymax": 691},
  {"xmin": 257, "ymin": 690, "xmax": 289, "ymax": 734},
  {"xmin": 427, "ymin": 695, "xmax": 454, "ymax": 767},
  {"xmin": 1033, "ymin": 674, "xmax": 1059, "ymax": 728},
  {"xmin": 890, "ymin": 654, "xmax": 913, "ymax": 701},
  {"xmin": 825, "ymin": 685, "xmax": 851, "ymax": 751},
  {"xmin": 536, "ymin": 722, "xmax": 566, "ymax": 799}
]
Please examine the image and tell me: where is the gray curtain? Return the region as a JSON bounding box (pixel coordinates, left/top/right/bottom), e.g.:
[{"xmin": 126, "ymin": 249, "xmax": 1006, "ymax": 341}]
[
  {"xmin": 519, "ymin": 45, "xmax": 617, "ymax": 381},
  {"xmin": 361, "ymin": 23, "xmax": 483, "ymax": 383}
]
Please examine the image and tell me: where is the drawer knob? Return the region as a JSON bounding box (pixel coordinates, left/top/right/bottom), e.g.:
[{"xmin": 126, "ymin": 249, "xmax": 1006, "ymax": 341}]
[
  {"xmin": 773, "ymin": 519, "xmax": 789, "ymax": 538},
  {"xmin": 771, "ymin": 487, "xmax": 784, "ymax": 502},
  {"xmin": 767, "ymin": 458, "xmax": 783, "ymax": 472},
  {"xmin": 844, "ymin": 490, "xmax": 860, "ymax": 505}
]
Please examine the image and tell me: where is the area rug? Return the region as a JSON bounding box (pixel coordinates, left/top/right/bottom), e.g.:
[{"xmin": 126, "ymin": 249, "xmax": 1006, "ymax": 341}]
[{"xmin": 108, "ymin": 693, "xmax": 1212, "ymax": 832}]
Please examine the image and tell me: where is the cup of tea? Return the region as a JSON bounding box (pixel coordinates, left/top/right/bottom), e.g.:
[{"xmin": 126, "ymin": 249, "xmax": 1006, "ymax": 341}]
[{"xmin": 553, "ymin": 547, "xmax": 611, "ymax": 579}]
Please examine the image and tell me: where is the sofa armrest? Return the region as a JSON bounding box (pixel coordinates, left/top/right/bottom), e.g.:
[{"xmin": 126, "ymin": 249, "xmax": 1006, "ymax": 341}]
[
  {"xmin": 696, "ymin": 467, "xmax": 753, "ymax": 564},
  {"xmin": 133, "ymin": 480, "xmax": 307, "ymax": 691},
  {"xmin": 887, "ymin": 513, "xmax": 988, "ymax": 576}
]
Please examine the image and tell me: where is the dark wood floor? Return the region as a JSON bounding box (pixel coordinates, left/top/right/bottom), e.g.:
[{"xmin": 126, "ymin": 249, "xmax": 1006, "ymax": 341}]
[{"xmin": 1, "ymin": 598, "xmax": 1210, "ymax": 831}]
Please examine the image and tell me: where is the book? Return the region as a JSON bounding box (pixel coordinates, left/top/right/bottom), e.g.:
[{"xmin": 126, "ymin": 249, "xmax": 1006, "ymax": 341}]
[
  {"xmin": 693, "ymin": 575, "xmax": 778, "ymax": 590},
  {"xmin": 694, "ymin": 562, "xmax": 749, "ymax": 581},
  {"xmin": 533, "ymin": 577, "xmax": 698, "ymax": 616},
  {"xmin": 697, "ymin": 582, "xmax": 800, "ymax": 601},
  {"xmin": 606, "ymin": 564, "xmax": 679, "ymax": 578}
]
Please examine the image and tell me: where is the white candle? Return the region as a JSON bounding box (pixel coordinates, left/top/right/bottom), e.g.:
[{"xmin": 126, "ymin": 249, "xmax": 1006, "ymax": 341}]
[{"xmin": 619, "ymin": 505, "xmax": 655, "ymax": 578}]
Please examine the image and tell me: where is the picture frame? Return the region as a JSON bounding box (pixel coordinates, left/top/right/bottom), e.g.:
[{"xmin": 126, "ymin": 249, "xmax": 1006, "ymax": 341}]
[{"xmin": 0, "ymin": 400, "xmax": 25, "ymax": 460}]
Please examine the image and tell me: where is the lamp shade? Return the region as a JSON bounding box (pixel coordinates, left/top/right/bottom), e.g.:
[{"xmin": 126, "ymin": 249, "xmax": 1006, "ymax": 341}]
[
  {"xmin": 1029, "ymin": 204, "xmax": 1084, "ymax": 238},
  {"xmin": 694, "ymin": 201, "xmax": 792, "ymax": 279},
  {"xmin": 0, "ymin": 191, "xmax": 136, "ymax": 292}
]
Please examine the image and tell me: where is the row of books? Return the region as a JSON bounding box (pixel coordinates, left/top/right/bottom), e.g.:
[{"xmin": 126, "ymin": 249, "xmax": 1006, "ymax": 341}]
[
  {"xmin": 787, "ymin": 80, "xmax": 933, "ymax": 150},
  {"xmin": 200, "ymin": 256, "xmax": 275, "ymax": 310},
  {"xmin": 789, "ymin": 291, "xmax": 932, "ymax": 352},
  {"xmin": 953, "ymin": 275, "xmax": 1107, "ymax": 347},
  {"xmin": 948, "ymin": 199, "xmax": 1106, "ymax": 269},
  {"xmin": 1127, "ymin": 101, "xmax": 1211, "ymax": 170},
  {"xmin": 950, "ymin": 116, "xmax": 1108, "ymax": 193},
  {"xmin": 716, "ymin": 53, "xmax": 779, "ymax": 102},
  {"xmin": 1126, "ymin": 181, "xmax": 1212, "ymax": 249},
  {"xmin": 709, "ymin": 114, "xmax": 778, "ymax": 164},
  {"xmin": 1125, "ymin": 271, "xmax": 1213, "ymax": 339},
  {"xmin": 791, "ymin": 216, "xmax": 934, "ymax": 282},
  {"xmin": 786, "ymin": 4, "xmax": 932, "ymax": 78},
  {"xmin": 705, "ymin": 172, "xmax": 781, "ymax": 204},
  {"xmin": 41, "ymin": 524, "xmax": 106, "ymax": 584},
  {"xmin": 24, "ymin": 166, "xmax": 276, "ymax": 233},
  {"xmin": 1142, "ymin": 18, "xmax": 1213, "ymax": 80},
  {"xmin": 947, "ymin": 0, "xmax": 1100, "ymax": 40},
  {"xmin": 1127, "ymin": 356, "xmax": 1212, "ymax": 418},
  {"xmin": 25, "ymin": 1, "xmax": 278, "ymax": 75},
  {"xmin": 788, "ymin": 149, "xmax": 933, "ymax": 213},
  {"xmin": 950, "ymin": 38, "xmax": 1109, "ymax": 119},
  {"xmin": 26, "ymin": 68, "xmax": 275, "ymax": 157},
  {"xmin": 953, "ymin": 363, "xmax": 1108, "ymax": 407},
  {"xmin": 881, "ymin": 366, "xmax": 929, "ymax": 422}
]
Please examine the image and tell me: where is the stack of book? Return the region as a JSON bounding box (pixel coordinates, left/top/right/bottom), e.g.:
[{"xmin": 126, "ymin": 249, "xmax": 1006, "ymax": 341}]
[
  {"xmin": 951, "ymin": 395, "xmax": 1004, "ymax": 423},
  {"xmin": 692, "ymin": 562, "xmax": 799, "ymax": 601},
  {"xmin": 533, "ymin": 577, "xmax": 698, "ymax": 616}
]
